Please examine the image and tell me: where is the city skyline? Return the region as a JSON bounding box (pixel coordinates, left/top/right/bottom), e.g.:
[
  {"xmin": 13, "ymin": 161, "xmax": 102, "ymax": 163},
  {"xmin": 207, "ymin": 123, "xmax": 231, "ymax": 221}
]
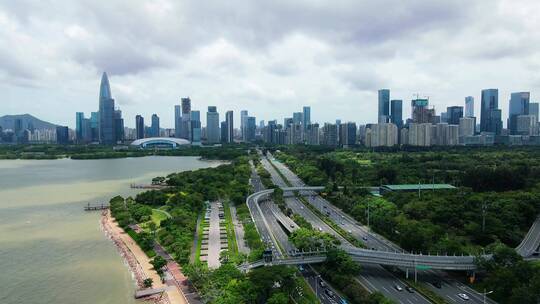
[{"xmin": 2, "ymin": 1, "xmax": 540, "ymax": 128}]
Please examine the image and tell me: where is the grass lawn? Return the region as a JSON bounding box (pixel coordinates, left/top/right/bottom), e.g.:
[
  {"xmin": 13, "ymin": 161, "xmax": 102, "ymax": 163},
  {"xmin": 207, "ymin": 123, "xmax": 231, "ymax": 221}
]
[
  {"xmin": 223, "ymin": 201, "xmax": 239, "ymax": 257},
  {"xmin": 151, "ymin": 209, "xmax": 169, "ymax": 226}
]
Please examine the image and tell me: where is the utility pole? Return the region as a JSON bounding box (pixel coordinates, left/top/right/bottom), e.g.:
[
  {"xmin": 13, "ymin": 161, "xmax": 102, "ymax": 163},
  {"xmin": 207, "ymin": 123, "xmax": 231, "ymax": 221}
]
[
  {"xmin": 366, "ymin": 200, "xmax": 370, "ymax": 230},
  {"xmin": 482, "ymin": 202, "xmax": 488, "ymax": 233}
]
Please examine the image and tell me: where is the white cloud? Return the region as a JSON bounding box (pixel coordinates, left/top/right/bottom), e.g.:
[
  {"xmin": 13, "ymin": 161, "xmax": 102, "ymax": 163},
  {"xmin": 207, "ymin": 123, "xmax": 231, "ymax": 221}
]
[{"xmin": 0, "ymin": 0, "xmax": 539, "ymax": 128}]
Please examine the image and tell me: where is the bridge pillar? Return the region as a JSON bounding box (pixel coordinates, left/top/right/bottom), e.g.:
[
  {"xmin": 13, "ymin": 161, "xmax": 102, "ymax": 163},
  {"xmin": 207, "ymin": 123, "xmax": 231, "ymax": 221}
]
[{"xmin": 406, "ymin": 268, "xmax": 409, "ymax": 279}]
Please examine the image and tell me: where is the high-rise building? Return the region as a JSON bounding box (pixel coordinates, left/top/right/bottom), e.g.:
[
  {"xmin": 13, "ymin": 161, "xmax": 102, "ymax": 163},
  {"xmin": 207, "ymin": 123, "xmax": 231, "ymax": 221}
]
[
  {"xmin": 98, "ymin": 72, "xmax": 117, "ymax": 144},
  {"xmin": 508, "ymin": 92, "xmax": 530, "ymax": 135},
  {"xmin": 240, "ymin": 110, "xmax": 248, "ymax": 141},
  {"xmin": 76, "ymin": 112, "xmax": 84, "ymax": 142},
  {"xmin": 411, "ymin": 98, "xmax": 435, "ymax": 123},
  {"xmin": 340, "ymin": 122, "xmax": 357, "ymax": 147},
  {"xmin": 90, "ymin": 112, "xmax": 99, "ymax": 142},
  {"xmin": 190, "ymin": 111, "xmax": 201, "ymax": 143},
  {"xmin": 459, "ymin": 117, "xmax": 475, "ymax": 137},
  {"xmin": 225, "ymin": 111, "xmax": 234, "ymax": 143},
  {"xmin": 56, "ymin": 126, "xmax": 69, "ymax": 145},
  {"xmin": 303, "ymin": 106, "xmax": 311, "ymax": 130},
  {"xmin": 220, "ymin": 121, "xmax": 228, "ymax": 143},
  {"xmin": 114, "ymin": 110, "xmax": 124, "ymax": 142},
  {"xmin": 530, "ymin": 103, "xmax": 539, "ymax": 122},
  {"xmin": 181, "ymin": 97, "xmax": 191, "ymax": 140},
  {"xmin": 447, "ymin": 106, "xmax": 464, "ymax": 125},
  {"xmin": 174, "ymin": 105, "xmax": 182, "ymax": 138},
  {"xmin": 378, "ymin": 89, "xmax": 390, "ymax": 123},
  {"xmin": 407, "ymin": 123, "xmax": 432, "ymax": 146},
  {"xmin": 480, "ymin": 89, "xmax": 502, "ymax": 134},
  {"xmin": 206, "ymin": 106, "xmax": 220, "ymax": 144},
  {"xmin": 292, "ymin": 112, "xmax": 303, "ymax": 125},
  {"xmin": 465, "ymin": 96, "xmax": 474, "ymax": 117},
  {"xmin": 390, "ymin": 100, "xmax": 403, "ymax": 127},
  {"xmin": 365, "ymin": 123, "xmax": 398, "ymax": 147},
  {"xmin": 306, "ymin": 123, "xmax": 319, "ymax": 145},
  {"xmin": 245, "ymin": 116, "xmax": 256, "ymax": 142},
  {"xmin": 151, "ymin": 114, "xmax": 160, "ymax": 137},
  {"xmin": 516, "ymin": 115, "xmax": 537, "ymax": 136},
  {"xmin": 135, "ymin": 115, "xmax": 145, "ymax": 139},
  {"xmin": 81, "ymin": 118, "xmax": 92, "ymax": 143},
  {"xmin": 322, "ymin": 123, "xmax": 338, "ymax": 146}
]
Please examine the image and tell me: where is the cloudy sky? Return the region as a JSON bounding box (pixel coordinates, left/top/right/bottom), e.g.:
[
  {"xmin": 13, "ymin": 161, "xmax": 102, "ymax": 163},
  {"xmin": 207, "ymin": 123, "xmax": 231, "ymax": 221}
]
[{"xmin": 1, "ymin": 0, "xmax": 540, "ymax": 128}]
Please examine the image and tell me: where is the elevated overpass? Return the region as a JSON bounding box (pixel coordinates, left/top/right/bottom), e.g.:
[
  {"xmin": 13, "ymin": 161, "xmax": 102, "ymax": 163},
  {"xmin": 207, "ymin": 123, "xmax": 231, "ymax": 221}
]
[
  {"xmin": 248, "ymin": 187, "xmax": 483, "ymax": 270},
  {"xmin": 247, "ymin": 186, "xmax": 540, "ymax": 272}
]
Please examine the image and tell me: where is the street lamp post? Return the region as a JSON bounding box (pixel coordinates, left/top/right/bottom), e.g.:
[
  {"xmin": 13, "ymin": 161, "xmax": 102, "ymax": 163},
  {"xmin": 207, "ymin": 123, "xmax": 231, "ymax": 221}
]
[
  {"xmin": 483, "ymin": 289, "xmax": 493, "ymax": 304},
  {"xmin": 366, "ymin": 200, "xmax": 370, "ymax": 230}
]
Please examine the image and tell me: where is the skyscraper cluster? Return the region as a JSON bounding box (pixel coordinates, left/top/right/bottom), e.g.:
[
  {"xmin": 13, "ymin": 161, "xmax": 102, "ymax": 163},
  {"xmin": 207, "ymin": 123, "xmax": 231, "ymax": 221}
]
[
  {"xmin": 66, "ymin": 73, "xmax": 540, "ymax": 147},
  {"xmin": 76, "ymin": 72, "xmax": 124, "ymax": 144}
]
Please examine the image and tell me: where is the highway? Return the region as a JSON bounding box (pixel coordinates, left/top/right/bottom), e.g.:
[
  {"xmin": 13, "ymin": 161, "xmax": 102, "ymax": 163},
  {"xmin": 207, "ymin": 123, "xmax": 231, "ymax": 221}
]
[
  {"xmin": 263, "ymin": 154, "xmax": 430, "ymax": 304},
  {"xmin": 516, "ymin": 216, "xmax": 540, "ymax": 257},
  {"xmin": 265, "ymin": 153, "xmax": 497, "ymax": 304},
  {"xmin": 248, "ymin": 160, "xmax": 342, "ymax": 304},
  {"xmin": 247, "ymin": 161, "xmax": 282, "ymax": 258}
]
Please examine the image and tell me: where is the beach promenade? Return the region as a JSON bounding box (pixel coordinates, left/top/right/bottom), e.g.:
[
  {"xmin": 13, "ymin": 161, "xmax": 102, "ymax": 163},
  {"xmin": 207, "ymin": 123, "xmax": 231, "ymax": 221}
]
[{"xmin": 102, "ymin": 211, "xmax": 188, "ymax": 304}]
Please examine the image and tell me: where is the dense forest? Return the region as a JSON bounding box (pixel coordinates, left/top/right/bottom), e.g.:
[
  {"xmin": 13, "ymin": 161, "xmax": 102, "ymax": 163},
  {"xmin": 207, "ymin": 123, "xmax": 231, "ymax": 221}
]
[{"xmin": 274, "ymin": 145, "xmax": 540, "ymax": 303}]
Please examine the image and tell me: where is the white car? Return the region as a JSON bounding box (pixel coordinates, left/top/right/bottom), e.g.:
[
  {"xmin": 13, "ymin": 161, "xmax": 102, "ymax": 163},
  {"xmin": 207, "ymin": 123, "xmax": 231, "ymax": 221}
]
[
  {"xmin": 394, "ymin": 285, "xmax": 403, "ymax": 291},
  {"xmin": 458, "ymin": 293, "xmax": 470, "ymax": 300}
]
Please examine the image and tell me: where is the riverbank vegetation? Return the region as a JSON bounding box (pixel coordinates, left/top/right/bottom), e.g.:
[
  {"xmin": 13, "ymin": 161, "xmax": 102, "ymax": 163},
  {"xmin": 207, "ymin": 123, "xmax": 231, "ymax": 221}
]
[
  {"xmin": 0, "ymin": 144, "xmax": 248, "ymax": 160},
  {"xmin": 274, "ymin": 145, "xmax": 540, "ymax": 303},
  {"xmin": 110, "ymin": 150, "xmax": 323, "ymax": 303}
]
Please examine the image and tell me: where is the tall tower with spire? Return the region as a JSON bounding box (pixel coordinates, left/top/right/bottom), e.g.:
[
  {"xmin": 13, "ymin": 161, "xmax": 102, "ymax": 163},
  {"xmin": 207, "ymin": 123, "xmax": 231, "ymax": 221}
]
[{"xmin": 98, "ymin": 72, "xmax": 116, "ymax": 144}]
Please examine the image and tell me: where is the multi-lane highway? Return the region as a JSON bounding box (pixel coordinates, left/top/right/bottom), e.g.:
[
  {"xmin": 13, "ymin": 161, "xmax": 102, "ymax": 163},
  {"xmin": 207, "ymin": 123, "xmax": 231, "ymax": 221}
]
[
  {"xmin": 265, "ymin": 153, "xmax": 498, "ymax": 304},
  {"xmin": 516, "ymin": 216, "xmax": 540, "ymax": 257},
  {"xmin": 248, "ymin": 160, "xmax": 343, "ymax": 304},
  {"xmin": 262, "ymin": 154, "xmax": 431, "ymax": 304}
]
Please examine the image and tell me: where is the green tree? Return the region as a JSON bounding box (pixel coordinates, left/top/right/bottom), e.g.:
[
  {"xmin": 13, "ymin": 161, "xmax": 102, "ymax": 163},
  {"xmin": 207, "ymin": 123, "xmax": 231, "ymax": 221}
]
[{"xmin": 143, "ymin": 278, "xmax": 153, "ymax": 288}]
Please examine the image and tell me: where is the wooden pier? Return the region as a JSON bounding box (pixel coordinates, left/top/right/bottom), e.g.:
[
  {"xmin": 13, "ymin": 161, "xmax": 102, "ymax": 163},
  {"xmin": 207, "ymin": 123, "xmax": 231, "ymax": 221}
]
[{"xmin": 84, "ymin": 203, "xmax": 109, "ymax": 211}]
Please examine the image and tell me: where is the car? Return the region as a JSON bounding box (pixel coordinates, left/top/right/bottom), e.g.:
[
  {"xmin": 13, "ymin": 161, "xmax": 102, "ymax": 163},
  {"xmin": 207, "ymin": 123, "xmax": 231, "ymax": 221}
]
[
  {"xmin": 340, "ymin": 300, "xmax": 348, "ymax": 304},
  {"xmin": 458, "ymin": 293, "xmax": 470, "ymax": 300},
  {"xmin": 318, "ymin": 227, "xmax": 323, "ymax": 232},
  {"xmin": 394, "ymin": 284, "xmax": 403, "ymax": 291},
  {"xmin": 432, "ymin": 281, "xmax": 442, "ymax": 288},
  {"xmin": 362, "ymin": 236, "xmax": 368, "ymax": 241},
  {"xmin": 341, "ymin": 215, "xmax": 345, "ymax": 219},
  {"xmin": 298, "ymin": 265, "xmax": 304, "ymax": 271},
  {"xmin": 325, "ymin": 289, "xmax": 335, "ymax": 298},
  {"xmin": 348, "ymin": 230, "xmax": 352, "ymax": 233},
  {"xmin": 319, "ymin": 280, "xmax": 326, "ymax": 287},
  {"xmin": 406, "ymin": 286, "xmax": 414, "ymax": 293},
  {"xmin": 290, "ymin": 224, "xmax": 295, "ymax": 228}
]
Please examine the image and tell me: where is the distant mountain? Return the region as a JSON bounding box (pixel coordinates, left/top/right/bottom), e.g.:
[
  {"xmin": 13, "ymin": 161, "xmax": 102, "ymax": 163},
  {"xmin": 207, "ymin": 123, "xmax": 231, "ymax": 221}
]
[{"xmin": 0, "ymin": 114, "xmax": 59, "ymax": 130}]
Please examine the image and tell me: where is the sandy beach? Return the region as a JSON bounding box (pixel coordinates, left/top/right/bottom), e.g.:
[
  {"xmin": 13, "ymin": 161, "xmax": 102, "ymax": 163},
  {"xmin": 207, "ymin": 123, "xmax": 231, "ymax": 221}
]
[{"xmin": 101, "ymin": 211, "xmax": 188, "ymax": 304}]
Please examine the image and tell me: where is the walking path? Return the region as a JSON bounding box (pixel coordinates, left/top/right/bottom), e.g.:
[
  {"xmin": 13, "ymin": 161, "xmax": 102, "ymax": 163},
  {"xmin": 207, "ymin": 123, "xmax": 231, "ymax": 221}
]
[
  {"xmin": 230, "ymin": 205, "xmax": 250, "ymax": 254},
  {"xmin": 102, "ymin": 210, "xmax": 187, "ymax": 304}
]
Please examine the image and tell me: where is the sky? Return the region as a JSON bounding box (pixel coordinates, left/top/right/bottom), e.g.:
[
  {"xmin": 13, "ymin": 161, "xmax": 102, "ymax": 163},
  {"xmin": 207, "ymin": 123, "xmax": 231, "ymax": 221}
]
[{"xmin": 1, "ymin": 0, "xmax": 540, "ymax": 128}]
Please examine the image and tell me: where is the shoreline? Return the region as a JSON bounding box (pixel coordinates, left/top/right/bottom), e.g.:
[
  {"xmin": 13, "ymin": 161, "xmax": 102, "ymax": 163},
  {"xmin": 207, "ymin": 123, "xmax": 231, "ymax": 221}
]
[{"xmin": 101, "ymin": 210, "xmax": 188, "ymax": 304}]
